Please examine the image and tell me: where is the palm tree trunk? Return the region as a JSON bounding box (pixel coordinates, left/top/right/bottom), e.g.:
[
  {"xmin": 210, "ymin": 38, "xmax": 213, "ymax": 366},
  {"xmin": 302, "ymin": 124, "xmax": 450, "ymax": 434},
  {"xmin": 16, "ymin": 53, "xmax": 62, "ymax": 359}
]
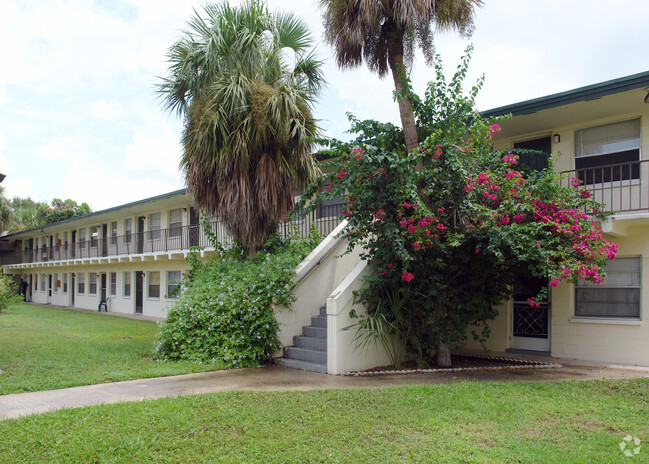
[{"xmin": 386, "ymin": 23, "xmax": 419, "ymax": 154}]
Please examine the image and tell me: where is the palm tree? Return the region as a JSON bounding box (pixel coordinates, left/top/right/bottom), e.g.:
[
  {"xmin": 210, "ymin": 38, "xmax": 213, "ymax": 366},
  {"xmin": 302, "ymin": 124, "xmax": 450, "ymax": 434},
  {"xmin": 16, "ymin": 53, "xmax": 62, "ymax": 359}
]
[
  {"xmin": 159, "ymin": 0, "xmax": 323, "ymax": 255},
  {"xmin": 319, "ymin": 0, "xmax": 482, "ymax": 153}
]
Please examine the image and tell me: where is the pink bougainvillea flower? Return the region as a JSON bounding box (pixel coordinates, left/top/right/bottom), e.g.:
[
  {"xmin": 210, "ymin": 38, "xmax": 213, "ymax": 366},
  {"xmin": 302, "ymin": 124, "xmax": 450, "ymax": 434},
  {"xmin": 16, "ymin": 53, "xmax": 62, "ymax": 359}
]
[
  {"xmin": 401, "ymin": 272, "xmax": 414, "ymax": 283},
  {"xmin": 513, "ymin": 214, "xmax": 525, "ymax": 224},
  {"xmin": 503, "ymin": 153, "xmax": 519, "ymax": 166},
  {"xmin": 489, "ymin": 124, "xmax": 501, "ymax": 137}
]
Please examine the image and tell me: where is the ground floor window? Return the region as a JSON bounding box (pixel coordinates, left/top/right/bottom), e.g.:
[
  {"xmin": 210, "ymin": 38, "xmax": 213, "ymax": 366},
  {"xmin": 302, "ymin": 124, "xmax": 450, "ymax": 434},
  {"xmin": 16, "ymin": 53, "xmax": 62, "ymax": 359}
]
[
  {"xmin": 89, "ymin": 273, "xmax": 97, "ymax": 295},
  {"xmin": 54, "ymin": 273, "xmax": 59, "ymax": 293},
  {"xmin": 33, "ymin": 274, "xmax": 37, "ymax": 291},
  {"xmin": 63, "ymin": 273, "xmax": 68, "ymax": 293},
  {"xmin": 575, "ymin": 257, "xmax": 641, "ymax": 318},
  {"xmin": 167, "ymin": 271, "xmax": 181, "ymax": 298},
  {"xmin": 123, "ymin": 271, "xmax": 131, "ymax": 297},
  {"xmin": 148, "ymin": 271, "xmax": 160, "ymax": 298},
  {"xmin": 110, "ymin": 272, "xmax": 117, "ymax": 296},
  {"xmin": 40, "ymin": 274, "xmax": 46, "ymax": 292},
  {"xmin": 78, "ymin": 273, "xmax": 85, "ymax": 294}
]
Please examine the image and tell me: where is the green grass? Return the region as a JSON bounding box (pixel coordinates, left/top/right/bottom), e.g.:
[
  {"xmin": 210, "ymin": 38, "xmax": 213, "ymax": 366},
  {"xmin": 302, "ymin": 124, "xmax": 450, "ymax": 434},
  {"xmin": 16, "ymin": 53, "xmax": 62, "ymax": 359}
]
[
  {"xmin": 1, "ymin": 379, "xmax": 648, "ymax": 463},
  {"xmin": 0, "ymin": 304, "xmax": 224, "ymax": 394}
]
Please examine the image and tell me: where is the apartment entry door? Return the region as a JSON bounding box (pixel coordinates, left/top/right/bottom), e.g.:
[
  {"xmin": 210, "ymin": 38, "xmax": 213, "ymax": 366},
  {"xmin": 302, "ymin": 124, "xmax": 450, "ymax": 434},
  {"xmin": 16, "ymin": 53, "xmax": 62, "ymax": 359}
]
[
  {"xmin": 135, "ymin": 271, "xmax": 144, "ymax": 314},
  {"xmin": 511, "ymin": 273, "xmax": 550, "ymax": 353},
  {"xmin": 47, "ymin": 274, "xmax": 52, "ymax": 304},
  {"xmin": 71, "ymin": 274, "xmax": 75, "ymax": 307}
]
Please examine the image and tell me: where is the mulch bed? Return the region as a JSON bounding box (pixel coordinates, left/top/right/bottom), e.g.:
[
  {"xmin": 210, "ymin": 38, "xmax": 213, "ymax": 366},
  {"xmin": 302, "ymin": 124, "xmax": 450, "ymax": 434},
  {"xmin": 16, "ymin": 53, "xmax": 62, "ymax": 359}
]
[{"xmin": 344, "ymin": 353, "xmax": 561, "ymax": 376}]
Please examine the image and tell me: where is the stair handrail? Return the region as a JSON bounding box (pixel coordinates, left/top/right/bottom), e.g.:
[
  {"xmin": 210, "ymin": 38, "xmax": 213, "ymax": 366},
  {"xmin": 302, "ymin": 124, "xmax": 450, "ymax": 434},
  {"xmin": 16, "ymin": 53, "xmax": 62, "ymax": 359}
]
[{"xmin": 293, "ymin": 220, "xmax": 348, "ymax": 288}]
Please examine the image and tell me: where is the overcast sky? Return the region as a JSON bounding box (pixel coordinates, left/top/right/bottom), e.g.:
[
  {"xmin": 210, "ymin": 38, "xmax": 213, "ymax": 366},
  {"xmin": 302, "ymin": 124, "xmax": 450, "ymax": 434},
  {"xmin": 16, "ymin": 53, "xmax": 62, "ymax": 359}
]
[{"xmin": 1, "ymin": 0, "xmax": 648, "ymax": 210}]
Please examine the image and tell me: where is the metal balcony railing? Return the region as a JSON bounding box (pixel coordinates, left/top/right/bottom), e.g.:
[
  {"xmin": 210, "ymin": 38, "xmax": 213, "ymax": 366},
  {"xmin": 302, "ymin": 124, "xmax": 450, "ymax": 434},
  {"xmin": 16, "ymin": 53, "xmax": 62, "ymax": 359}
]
[
  {"xmin": 561, "ymin": 160, "xmax": 649, "ymax": 213},
  {"xmin": 1, "ymin": 201, "xmax": 346, "ymax": 266}
]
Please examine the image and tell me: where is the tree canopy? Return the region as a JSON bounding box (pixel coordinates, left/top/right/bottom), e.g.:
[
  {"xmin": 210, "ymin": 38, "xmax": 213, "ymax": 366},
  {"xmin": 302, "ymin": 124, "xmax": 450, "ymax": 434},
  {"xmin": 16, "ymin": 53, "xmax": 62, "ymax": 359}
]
[
  {"xmin": 298, "ymin": 51, "xmax": 616, "ymax": 367},
  {"xmin": 159, "ymin": 0, "xmax": 324, "ymax": 255},
  {"xmin": 319, "ymin": 0, "xmax": 482, "ymax": 153}
]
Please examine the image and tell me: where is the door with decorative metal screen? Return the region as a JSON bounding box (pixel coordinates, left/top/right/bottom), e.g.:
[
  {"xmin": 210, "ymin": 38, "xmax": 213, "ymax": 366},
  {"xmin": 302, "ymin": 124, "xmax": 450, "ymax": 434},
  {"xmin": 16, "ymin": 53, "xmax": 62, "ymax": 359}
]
[{"xmin": 511, "ymin": 273, "xmax": 550, "ymax": 352}]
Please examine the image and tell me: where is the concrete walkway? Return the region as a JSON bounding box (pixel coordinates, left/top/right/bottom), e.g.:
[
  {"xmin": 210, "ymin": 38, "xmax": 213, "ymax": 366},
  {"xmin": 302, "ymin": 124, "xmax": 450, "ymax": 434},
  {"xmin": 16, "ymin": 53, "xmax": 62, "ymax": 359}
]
[{"xmin": 2, "ymin": 356, "xmax": 648, "ymax": 421}]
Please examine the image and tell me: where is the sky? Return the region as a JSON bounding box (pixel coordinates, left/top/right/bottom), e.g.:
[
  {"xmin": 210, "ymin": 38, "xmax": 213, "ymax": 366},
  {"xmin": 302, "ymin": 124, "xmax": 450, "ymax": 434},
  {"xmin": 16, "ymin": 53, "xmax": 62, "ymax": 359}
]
[{"xmin": 1, "ymin": 0, "xmax": 648, "ymax": 211}]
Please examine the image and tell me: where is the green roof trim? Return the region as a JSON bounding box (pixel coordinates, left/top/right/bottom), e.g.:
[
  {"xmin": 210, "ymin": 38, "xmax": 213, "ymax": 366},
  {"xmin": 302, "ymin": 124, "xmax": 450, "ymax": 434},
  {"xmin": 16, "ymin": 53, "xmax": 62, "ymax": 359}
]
[
  {"xmin": 4, "ymin": 188, "xmax": 188, "ymax": 238},
  {"xmin": 482, "ymin": 70, "xmax": 649, "ymax": 118}
]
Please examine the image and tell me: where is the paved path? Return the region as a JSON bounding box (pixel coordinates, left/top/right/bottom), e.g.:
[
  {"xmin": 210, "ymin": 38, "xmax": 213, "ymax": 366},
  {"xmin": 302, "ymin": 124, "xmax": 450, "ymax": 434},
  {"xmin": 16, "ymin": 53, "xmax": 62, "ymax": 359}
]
[{"xmin": 2, "ymin": 356, "xmax": 648, "ymax": 421}]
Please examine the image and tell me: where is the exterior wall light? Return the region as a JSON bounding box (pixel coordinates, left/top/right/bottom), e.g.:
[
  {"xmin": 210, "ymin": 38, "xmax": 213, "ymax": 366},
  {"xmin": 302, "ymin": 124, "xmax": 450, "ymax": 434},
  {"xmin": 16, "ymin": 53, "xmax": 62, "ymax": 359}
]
[{"xmin": 553, "ymin": 134, "xmax": 560, "ymax": 143}]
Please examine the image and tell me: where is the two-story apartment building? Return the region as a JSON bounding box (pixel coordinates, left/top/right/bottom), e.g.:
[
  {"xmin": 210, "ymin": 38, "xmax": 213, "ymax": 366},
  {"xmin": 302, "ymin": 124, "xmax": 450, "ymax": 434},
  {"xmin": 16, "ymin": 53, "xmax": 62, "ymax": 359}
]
[
  {"xmin": 466, "ymin": 70, "xmax": 649, "ymax": 366},
  {"xmin": 2, "ymin": 190, "xmax": 204, "ymax": 318},
  {"xmin": 1, "ymin": 189, "xmax": 344, "ymax": 319}
]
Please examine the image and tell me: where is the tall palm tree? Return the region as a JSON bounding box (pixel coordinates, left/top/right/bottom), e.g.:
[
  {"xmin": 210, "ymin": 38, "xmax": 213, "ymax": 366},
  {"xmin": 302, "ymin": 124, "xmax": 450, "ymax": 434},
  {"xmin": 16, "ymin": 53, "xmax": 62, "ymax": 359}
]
[
  {"xmin": 320, "ymin": 0, "xmax": 482, "ymax": 153},
  {"xmin": 159, "ymin": 0, "xmax": 323, "ymax": 255}
]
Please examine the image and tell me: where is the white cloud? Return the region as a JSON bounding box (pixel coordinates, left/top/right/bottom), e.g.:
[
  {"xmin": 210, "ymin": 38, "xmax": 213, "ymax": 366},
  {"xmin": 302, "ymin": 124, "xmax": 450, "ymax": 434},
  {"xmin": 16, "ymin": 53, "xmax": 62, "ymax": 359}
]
[
  {"xmin": 60, "ymin": 165, "xmax": 181, "ymax": 211},
  {"xmin": 38, "ymin": 142, "xmax": 88, "ymax": 165},
  {"xmin": 91, "ymin": 100, "xmax": 119, "ymax": 120},
  {"xmin": 124, "ymin": 130, "xmax": 182, "ymax": 179}
]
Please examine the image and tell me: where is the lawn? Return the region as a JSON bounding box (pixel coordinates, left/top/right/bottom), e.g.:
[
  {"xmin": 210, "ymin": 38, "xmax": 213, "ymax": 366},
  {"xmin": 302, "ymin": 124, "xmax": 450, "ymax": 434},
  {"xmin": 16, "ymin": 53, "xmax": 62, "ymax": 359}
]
[
  {"xmin": 1, "ymin": 379, "xmax": 648, "ymax": 463},
  {"xmin": 0, "ymin": 304, "xmax": 223, "ymax": 395}
]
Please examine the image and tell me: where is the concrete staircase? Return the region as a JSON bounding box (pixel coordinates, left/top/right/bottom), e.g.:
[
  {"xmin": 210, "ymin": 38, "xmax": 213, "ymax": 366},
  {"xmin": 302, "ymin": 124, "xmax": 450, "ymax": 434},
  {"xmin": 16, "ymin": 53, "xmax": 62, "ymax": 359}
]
[{"xmin": 274, "ymin": 305, "xmax": 327, "ymax": 373}]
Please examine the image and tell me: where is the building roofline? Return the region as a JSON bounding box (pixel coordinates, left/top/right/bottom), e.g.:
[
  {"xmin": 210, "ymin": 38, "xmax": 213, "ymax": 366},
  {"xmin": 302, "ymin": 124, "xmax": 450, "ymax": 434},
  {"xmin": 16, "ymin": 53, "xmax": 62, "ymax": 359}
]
[
  {"xmin": 482, "ymin": 70, "xmax": 649, "ymax": 118},
  {"xmin": 3, "ymin": 188, "xmax": 188, "ymax": 239}
]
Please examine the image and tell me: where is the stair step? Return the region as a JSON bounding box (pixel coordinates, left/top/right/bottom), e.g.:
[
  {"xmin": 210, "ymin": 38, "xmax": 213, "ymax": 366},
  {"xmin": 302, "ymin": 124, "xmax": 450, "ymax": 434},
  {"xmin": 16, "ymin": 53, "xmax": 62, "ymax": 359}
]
[
  {"xmin": 311, "ymin": 315, "xmax": 327, "ymax": 328},
  {"xmin": 319, "ymin": 305, "xmax": 326, "ymax": 317},
  {"xmin": 302, "ymin": 326, "xmax": 327, "ymax": 339},
  {"xmin": 273, "ymin": 357, "xmax": 327, "ymax": 374},
  {"xmin": 283, "ymin": 346, "xmax": 327, "ymax": 364},
  {"xmin": 294, "ymin": 335, "xmax": 327, "ymax": 351}
]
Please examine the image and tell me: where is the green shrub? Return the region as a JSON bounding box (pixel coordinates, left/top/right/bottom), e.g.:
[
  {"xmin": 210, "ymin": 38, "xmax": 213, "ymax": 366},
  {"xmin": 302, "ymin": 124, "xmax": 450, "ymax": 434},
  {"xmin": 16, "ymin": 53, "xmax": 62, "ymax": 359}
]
[
  {"xmin": 0, "ymin": 275, "xmax": 22, "ymax": 313},
  {"xmin": 155, "ymin": 233, "xmax": 321, "ymax": 367}
]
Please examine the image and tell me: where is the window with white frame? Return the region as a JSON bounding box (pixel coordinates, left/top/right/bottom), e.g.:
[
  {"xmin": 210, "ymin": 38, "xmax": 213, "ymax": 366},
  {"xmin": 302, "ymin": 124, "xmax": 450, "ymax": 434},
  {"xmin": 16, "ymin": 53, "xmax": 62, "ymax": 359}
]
[
  {"xmin": 167, "ymin": 271, "xmax": 181, "ymax": 298},
  {"xmin": 124, "ymin": 218, "xmax": 132, "ymax": 243},
  {"xmin": 34, "ymin": 274, "xmax": 37, "ymax": 291},
  {"xmin": 89, "ymin": 273, "xmax": 97, "ymax": 295},
  {"xmin": 149, "ymin": 213, "xmax": 161, "ymax": 240},
  {"xmin": 54, "ymin": 273, "xmax": 59, "ymax": 292},
  {"xmin": 40, "ymin": 274, "xmax": 46, "ymax": 292},
  {"xmin": 111, "ymin": 221, "xmax": 118, "ymax": 245},
  {"xmin": 78, "ymin": 273, "xmax": 85, "ymax": 294},
  {"xmin": 110, "ymin": 272, "xmax": 117, "ymax": 296},
  {"xmin": 90, "ymin": 226, "xmax": 99, "ymax": 248},
  {"xmin": 575, "ymin": 257, "xmax": 641, "ymax": 318},
  {"xmin": 79, "ymin": 228, "xmax": 86, "ymax": 247},
  {"xmin": 148, "ymin": 271, "xmax": 160, "ymax": 298},
  {"xmin": 169, "ymin": 209, "xmax": 183, "ymax": 238},
  {"xmin": 123, "ymin": 271, "xmax": 131, "ymax": 297},
  {"xmin": 63, "ymin": 273, "xmax": 68, "ymax": 293},
  {"xmin": 574, "ymin": 119, "xmax": 640, "ymax": 185}
]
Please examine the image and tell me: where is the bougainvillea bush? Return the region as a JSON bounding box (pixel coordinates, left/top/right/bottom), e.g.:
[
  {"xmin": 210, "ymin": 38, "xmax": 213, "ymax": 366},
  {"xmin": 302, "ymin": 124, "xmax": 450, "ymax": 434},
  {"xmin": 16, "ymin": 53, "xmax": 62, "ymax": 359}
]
[
  {"xmin": 297, "ymin": 50, "xmax": 617, "ymax": 367},
  {"xmin": 155, "ymin": 232, "xmax": 321, "ymax": 367}
]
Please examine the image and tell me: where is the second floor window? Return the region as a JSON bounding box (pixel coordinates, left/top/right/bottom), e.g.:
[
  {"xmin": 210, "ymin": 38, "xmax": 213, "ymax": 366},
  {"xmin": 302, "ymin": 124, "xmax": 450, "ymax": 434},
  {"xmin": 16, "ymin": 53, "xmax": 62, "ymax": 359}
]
[
  {"xmin": 169, "ymin": 209, "xmax": 183, "ymax": 238},
  {"xmin": 124, "ymin": 218, "xmax": 132, "ymax": 243},
  {"xmin": 575, "ymin": 118, "xmax": 640, "ymax": 185},
  {"xmin": 149, "ymin": 213, "xmax": 161, "ymax": 240},
  {"xmin": 90, "ymin": 226, "xmax": 99, "ymax": 248},
  {"xmin": 111, "ymin": 222, "xmax": 118, "ymax": 245}
]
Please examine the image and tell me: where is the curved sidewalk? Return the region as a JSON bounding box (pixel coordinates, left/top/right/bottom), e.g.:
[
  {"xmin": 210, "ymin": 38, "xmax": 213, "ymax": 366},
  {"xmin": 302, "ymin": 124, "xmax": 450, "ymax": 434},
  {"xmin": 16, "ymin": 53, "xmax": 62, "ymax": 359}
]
[{"xmin": 2, "ymin": 360, "xmax": 648, "ymax": 421}]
